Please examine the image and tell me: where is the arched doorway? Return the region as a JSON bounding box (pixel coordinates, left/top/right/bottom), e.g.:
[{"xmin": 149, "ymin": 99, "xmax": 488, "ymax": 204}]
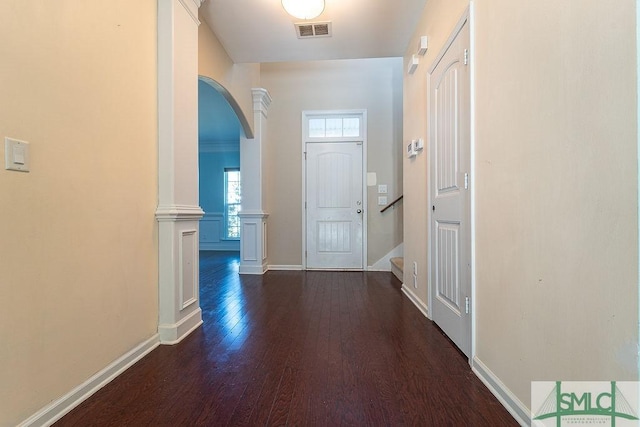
[{"xmin": 198, "ymin": 77, "xmax": 244, "ymax": 252}]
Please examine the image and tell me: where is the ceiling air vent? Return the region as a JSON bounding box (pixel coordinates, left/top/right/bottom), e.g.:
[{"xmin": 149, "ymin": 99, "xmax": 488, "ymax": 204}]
[{"xmin": 295, "ymin": 22, "xmax": 332, "ymax": 39}]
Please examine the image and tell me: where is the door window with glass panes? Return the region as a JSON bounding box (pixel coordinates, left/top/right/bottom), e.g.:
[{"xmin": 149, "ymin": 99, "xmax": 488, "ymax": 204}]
[{"xmin": 224, "ymin": 168, "xmax": 241, "ymax": 239}]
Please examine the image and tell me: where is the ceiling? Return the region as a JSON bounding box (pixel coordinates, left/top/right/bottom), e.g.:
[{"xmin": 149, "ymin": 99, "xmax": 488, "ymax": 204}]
[{"xmin": 200, "ymin": 0, "xmax": 428, "ymax": 63}]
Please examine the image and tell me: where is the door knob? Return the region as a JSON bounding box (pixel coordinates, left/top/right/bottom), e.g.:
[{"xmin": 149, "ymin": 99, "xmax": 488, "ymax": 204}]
[{"xmin": 357, "ymin": 209, "xmax": 362, "ymax": 214}]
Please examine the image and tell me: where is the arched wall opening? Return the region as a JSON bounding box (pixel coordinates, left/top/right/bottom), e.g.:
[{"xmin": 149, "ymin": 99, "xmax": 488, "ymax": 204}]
[
  {"xmin": 199, "ymin": 76, "xmax": 253, "ymax": 140},
  {"xmin": 198, "ymin": 77, "xmax": 248, "ymax": 253}
]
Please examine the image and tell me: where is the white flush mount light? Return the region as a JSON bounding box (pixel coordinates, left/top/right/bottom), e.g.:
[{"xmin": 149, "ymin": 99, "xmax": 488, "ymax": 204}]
[{"xmin": 282, "ymin": 0, "xmax": 325, "ymax": 20}]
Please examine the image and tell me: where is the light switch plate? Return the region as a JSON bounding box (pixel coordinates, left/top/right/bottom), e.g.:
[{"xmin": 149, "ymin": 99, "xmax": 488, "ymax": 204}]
[
  {"xmin": 378, "ymin": 184, "xmax": 388, "ymax": 194},
  {"xmin": 5, "ymin": 137, "xmax": 30, "ymax": 172},
  {"xmin": 378, "ymin": 196, "xmax": 388, "ymax": 206}
]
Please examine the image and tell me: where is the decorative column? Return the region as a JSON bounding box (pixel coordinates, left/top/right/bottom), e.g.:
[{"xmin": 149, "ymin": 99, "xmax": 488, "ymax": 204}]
[
  {"xmin": 238, "ymin": 88, "xmax": 272, "ymax": 274},
  {"xmin": 156, "ymin": 0, "xmax": 205, "ymax": 344}
]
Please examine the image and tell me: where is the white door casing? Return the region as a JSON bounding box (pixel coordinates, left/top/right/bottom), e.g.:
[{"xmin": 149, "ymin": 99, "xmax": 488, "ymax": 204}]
[
  {"xmin": 429, "ymin": 17, "xmax": 471, "ymax": 357},
  {"xmin": 302, "ymin": 110, "xmax": 367, "ymax": 270}
]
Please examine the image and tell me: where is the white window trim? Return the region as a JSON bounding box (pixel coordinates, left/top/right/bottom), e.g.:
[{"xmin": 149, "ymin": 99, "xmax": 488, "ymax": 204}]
[{"xmin": 224, "ymin": 168, "xmax": 241, "ymax": 240}]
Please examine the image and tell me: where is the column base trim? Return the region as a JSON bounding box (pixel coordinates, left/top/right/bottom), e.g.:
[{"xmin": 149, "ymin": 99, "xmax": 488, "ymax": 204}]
[
  {"xmin": 159, "ymin": 308, "xmax": 203, "ymax": 345},
  {"xmin": 239, "ymin": 263, "xmax": 269, "ymax": 275}
]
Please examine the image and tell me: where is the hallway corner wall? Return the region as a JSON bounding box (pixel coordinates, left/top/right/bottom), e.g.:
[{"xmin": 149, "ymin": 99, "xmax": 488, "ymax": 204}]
[
  {"xmin": 473, "ymin": 0, "xmax": 639, "ymax": 407},
  {"xmin": 403, "ymin": 0, "xmax": 639, "ymax": 418}
]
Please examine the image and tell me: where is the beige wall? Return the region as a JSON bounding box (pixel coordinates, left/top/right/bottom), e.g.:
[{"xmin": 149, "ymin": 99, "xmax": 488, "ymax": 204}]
[
  {"xmin": 404, "ymin": 0, "xmax": 639, "ymax": 413},
  {"xmin": 0, "ymin": 2, "xmax": 159, "ymax": 425},
  {"xmin": 198, "ymin": 18, "xmax": 259, "ymax": 137},
  {"xmin": 474, "ymin": 0, "xmax": 638, "ymax": 405},
  {"xmin": 260, "ymin": 59, "xmax": 404, "ymax": 267}
]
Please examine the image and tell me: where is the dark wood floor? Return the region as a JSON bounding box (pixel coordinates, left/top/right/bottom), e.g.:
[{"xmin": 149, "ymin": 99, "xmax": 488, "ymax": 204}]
[{"xmin": 55, "ymin": 251, "xmax": 517, "ymax": 426}]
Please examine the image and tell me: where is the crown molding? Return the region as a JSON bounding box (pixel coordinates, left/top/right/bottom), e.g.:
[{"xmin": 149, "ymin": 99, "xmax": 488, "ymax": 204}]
[
  {"xmin": 199, "ymin": 140, "xmax": 240, "ymax": 153},
  {"xmin": 177, "ymin": 0, "xmax": 202, "ymax": 26},
  {"xmin": 252, "ymin": 88, "xmax": 273, "ymax": 118}
]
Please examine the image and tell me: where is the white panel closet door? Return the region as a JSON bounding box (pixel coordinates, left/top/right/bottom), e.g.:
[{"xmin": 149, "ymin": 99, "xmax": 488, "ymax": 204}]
[{"xmin": 430, "ymin": 18, "xmax": 471, "ymax": 357}]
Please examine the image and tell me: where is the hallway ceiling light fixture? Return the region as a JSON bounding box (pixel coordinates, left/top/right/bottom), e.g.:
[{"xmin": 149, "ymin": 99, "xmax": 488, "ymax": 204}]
[{"xmin": 282, "ymin": 0, "xmax": 325, "ymax": 20}]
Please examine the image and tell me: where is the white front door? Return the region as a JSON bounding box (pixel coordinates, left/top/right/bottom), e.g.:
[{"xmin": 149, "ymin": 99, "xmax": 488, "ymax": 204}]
[
  {"xmin": 306, "ymin": 142, "xmax": 364, "ymax": 269},
  {"xmin": 429, "ymin": 17, "xmax": 471, "ymax": 357}
]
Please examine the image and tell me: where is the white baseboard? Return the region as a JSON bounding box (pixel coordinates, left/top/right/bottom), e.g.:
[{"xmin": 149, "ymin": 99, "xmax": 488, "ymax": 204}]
[
  {"xmin": 268, "ymin": 265, "xmax": 303, "ymax": 271},
  {"xmin": 400, "ymin": 284, "xmax": 429, "ymax": 318},
  {"xmin": 158, "ymin": 308, "xmax": 203, "ymax": 345},
  {"xmin": 370, "ymin": 243, "xmax": 404, "ymax": 272},
  {"xmin": 239, "ymin": 263, "xmax": 268, "ymax": 275},
  {"xmin": 471, "ymin": 356, "xmax": 530, "ymax": 426},
  {"xmin": 19, "ymin": 334, "xmax": 160, "ymax": 427},
  {"xmin": 200, "ymin": 242, "xmax": 240, "ymax": 251}
]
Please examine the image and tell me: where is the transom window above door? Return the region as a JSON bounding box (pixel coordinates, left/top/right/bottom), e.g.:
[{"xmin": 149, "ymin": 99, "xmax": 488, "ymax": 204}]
[{"xmin": 305, "ymin": 114, "xmax": 363, "ymax": 140}]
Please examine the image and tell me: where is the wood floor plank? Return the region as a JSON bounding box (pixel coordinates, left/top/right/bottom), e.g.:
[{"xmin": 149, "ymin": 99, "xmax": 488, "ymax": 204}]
[{"xmin": 55, "ymin": 251, "xmax": 518, "ymax": 427}]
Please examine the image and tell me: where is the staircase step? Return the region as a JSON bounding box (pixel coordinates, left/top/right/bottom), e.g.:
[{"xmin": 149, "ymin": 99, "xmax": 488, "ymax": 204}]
[{"xmin": 390, "ymin": 257, "xmax": 403, "ymax": 282}]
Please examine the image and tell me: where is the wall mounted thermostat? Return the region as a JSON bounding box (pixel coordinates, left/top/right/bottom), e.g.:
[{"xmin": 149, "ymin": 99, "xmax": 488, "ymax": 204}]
[
  {"xmin": 5, "ymin": 137, "xmax": 30, "ymax": 172},
  {"xmin": 407, "ymin": 141, "xmax": 417, "ymax": 158}
]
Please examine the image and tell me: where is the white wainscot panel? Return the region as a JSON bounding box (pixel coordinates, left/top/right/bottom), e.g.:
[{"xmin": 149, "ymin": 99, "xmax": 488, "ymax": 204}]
[
  {"xmin": 200, "ymin": 214, "xmax": 222, "ymax": 243},
  {"xmin": 238, "ymin": 212, "xmax": 268, "ymax": 275},
  {"xmin": 180, "ymin": 229, "xmax": 198, "ymax": 310},
  {"xmin": 243, "ymin": 222, "xmax": 258, "ymax": 261},
  {"xmin": 262, "ymin": 221, "xmax": 268, "ymax": 261},
  {"xmin": 199, "ymin": 213, "xmax": 239, "ymax": 251}
]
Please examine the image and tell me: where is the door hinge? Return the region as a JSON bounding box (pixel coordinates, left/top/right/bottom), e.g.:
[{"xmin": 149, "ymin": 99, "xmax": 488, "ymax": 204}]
[
  {"xmin": 304, "ymin": 152, "xmax": 307, "ymax": 159},
  {"xmin": 464, "ymin": 172, "xmax": 469, "ymax": 190},
  {"xmin": 465, "ymin": 296, "xmax": 470, "ymax": 314},
  {"xmin": 464, "ymin": 49, "xmax": 469, "ymax": 66}
]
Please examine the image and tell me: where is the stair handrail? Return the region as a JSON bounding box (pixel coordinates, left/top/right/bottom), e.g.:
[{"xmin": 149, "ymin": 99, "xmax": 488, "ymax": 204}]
[{"xmin": 380, "ymin": 195, "xmax": 403, "ymax": 213}]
